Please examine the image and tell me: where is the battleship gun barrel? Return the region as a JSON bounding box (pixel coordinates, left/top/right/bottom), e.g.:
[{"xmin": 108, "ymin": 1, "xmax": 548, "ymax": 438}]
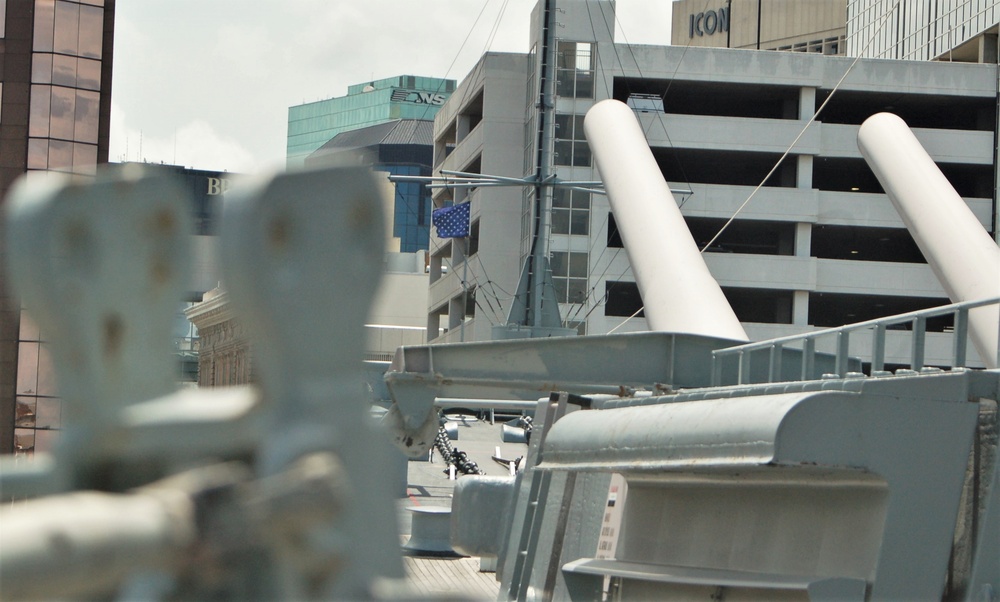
[
  {"xmin": 583, "ymin": 100, "xmax": 748, "ymax": 341},
  {"xmin": 858, "ymin": 112, "xmax": 1000, "ymax": 368}
]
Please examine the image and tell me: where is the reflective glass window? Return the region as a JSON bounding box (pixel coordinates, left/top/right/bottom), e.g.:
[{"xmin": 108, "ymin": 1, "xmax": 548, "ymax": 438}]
[
  {"xmin": 16, "ymin": 398, "xmax": 36, "ymax": 427},
  {"xmin": 29, "ymin": 86, "xmax": 52, "ymax": 137},
  {"xmin": 0, "ymin": 0, "xmax": 6, "ymax": 37},
  {"xmin": 14, "ymin": 428, "xmax": 35, "ymax": 454},
  {"xmin": 75, "ymin": 89, "xmax": 100, "ymax": 143},
  {"xmin": 49, "ymin": 85, "xmax": 75, "ymax": 139},
  {"xmin": 551, "ymin": 188, "xmax": 590, "ymax": 236},
  {"xmin": 35, "ymin": 397, "xmax": 62, "ymax": 428},
  {"xmin": 33, "ymin": 0, "xmax": 55, "ymax": 52},
  {"xmin": 575, "ymin": 72, "xmax": 594, "ymax": 99},
  {"xmin": 16, "ymin": 342, "xmax": 39, "ymax": 395},
  {"xmin": 48, "ymin": 139, "xmax": 73, "ymax": 170},
  {"xmin": 555, "ymin": 42, "xmax": 595, "ymax": 99},
  {"xmin": 35, "ymin": 344, "xmax": 57, "ymax": 396},
  {"xmin": 78, "ymin": 4, "xmax": 103, "ymax": 59},
  {"xmin": 572, "ymin": 142, "xmax": 592, "ymax": 167},
  {"xmin": 19, "ymin": 313, "xmax": 39, "ymax": 342},
  {"xmin": 32, "ymin": 53, "xmax": 53, "ymax": 84},
  {"xmin": 556, "ymin": 77, "xmax": 575, "ymax": 98},
  {"xmin": 77, "ymin": 57, "xmax": 101, "ymax": 91},
  {"xmin": 554, "ymin": 140, "xmax": 574, "ymax": 165},
  {"xmin": 17, "ymin": 308, "xmax": 62, "ymax": 453},
  {"xmin": 554, "ymin": 113, "xmax": 591, "ymax": 167},
  {"xmin": 52, "ymin": 53, "xmax": 76, "ymax": 87},
  {"xmin": 27, "ymin": 139, "xmax": 49, "ymax": 169},
  {"xmin": 34, "ymin": 430, "xmax": 59, "ymax": 454},
  {"xmin": 53, "ymin": 1, "xmax": 80, "ymax": 55},
  {"xmin": 73, "ymin": 143, "xmax": 97, "ymax": 175},
  {"xmin": 550, "ymin": 251, "xmax": 588, "ymax": 304}
]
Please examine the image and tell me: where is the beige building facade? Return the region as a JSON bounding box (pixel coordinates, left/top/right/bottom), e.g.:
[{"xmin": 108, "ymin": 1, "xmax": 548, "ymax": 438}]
[{"xmin": 671, "ymin": 0, "xmax": 847, "ymax": 54}]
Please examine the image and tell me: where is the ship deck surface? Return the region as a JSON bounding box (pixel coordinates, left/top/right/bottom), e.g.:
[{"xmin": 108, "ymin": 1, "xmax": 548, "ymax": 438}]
[{"xmin": 399, "ymin": 414, "xmax": 527, "ymax": 599}]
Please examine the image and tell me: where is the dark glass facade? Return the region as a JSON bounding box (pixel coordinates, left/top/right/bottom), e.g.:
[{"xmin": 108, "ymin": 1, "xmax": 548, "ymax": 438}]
[
  {"xmin": 1, "ymin": 0, "xmax": 116, "ymax": 454},
  {"xmin": 384, "ymin": 164, "xmax": 431, "ymax": 253}
]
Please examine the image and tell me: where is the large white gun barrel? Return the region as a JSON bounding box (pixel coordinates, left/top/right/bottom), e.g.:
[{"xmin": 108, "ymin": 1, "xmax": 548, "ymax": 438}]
[
  {"xmin": 858, "ymin": 112, "xmax": 999, "ymax": 368},
  {"xmin": 584, "ymin": 99, "xmax": 749, "ymax": 341}
]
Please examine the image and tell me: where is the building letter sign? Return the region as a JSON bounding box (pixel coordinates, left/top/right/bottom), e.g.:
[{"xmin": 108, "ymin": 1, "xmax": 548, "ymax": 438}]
[
  {"xmin": 689, "ymin": 6, "xmax": 729, "ymax": 38},
  {"xmin": 207, "ymin": 177, "xmax": 231, "ymax": 196},
  {"xmin": 391, "ymin": 89, "xmax": 449, "ymax": 106}
]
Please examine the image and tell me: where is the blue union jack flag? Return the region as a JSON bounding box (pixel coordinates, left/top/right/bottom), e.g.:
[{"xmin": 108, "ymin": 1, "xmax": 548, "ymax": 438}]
[{"xmin": 432, "ymin": 202, "xmax": 471, "ymax": 238}]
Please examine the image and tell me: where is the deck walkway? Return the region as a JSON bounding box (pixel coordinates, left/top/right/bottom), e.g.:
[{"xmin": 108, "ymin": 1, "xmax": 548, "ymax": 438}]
[
  {"xmin": 403, "ymin": 556, "xmax": 500, "ymax": 599},
  {"xmin": 398, "ymin": 414, "xmax": 526, "ymax": 600}
]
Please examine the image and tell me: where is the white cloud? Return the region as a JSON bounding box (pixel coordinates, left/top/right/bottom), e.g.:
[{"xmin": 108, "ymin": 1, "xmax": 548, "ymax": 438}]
[
  {"xmin": 173, "ymin": 120, "xmax": 258, "ymax": 173},
  {"xmin": 213, "ymin": 23, "xmax": 277, "ymax": 78},
  {"xmin": 110, "ymin": 102, "xmax": 257, "ymax": 173},
  {"xmin": 109, "ymin": 0, "xmax": 673, "ymax": 176}
]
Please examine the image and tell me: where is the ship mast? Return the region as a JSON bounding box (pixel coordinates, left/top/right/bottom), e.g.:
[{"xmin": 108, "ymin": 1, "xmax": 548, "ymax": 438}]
[{"xmin": 506, "ymin": 0, "xmax": 568, "ymax": 334}]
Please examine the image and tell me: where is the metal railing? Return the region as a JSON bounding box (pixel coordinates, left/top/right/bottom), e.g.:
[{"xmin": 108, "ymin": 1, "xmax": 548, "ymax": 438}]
[{"xmin": 711, "ymin": 297, "xmax": 1000, "ymax": 386}]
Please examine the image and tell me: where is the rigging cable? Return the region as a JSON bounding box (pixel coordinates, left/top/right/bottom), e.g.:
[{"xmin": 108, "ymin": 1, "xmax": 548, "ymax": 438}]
[
  {"xmin": 700, "ymin": 0, "xmax": 904, "ymax": 254},
  {"xmin": 607, "ymin": 0, "xmax": 905, "ymax": 335}
]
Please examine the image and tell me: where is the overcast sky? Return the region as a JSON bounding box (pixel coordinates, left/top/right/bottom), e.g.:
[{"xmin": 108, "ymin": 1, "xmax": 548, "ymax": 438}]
[{"xmin": 109, "ymin": 0, "xmax": 674, "ymax": 174}]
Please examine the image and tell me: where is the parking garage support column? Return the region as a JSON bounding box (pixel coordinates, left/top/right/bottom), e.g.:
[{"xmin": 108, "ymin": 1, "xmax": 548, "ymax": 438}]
[
  {"xmin": 797, "ymin": 155, "xmax": 813, "ymax": 189},
  {"xmin": 795, "ymin": 222, "xmax": 811, "ymax": 257},
  {"xmin": 793, "ymin": 221, "xmax": 812, "ymax": 326},
  {"xmin": 793, "ymin": 80, "xmax": 815, "ymax": 327},
  {"xmin": 793, "ymin": 290, "xmax": 810, "ymax": 326},
  {"xmin": 799, "ymin": 86, "xmax": 816, "ymax": 120}
]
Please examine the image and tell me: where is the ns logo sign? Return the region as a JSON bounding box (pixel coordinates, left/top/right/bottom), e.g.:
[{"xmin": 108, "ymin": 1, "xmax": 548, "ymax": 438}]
[{"xmin": 390, "ymin": 89, "xmax": 449, "ymax": 106}]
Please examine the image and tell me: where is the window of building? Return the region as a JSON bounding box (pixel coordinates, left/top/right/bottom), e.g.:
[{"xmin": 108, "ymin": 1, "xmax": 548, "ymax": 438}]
[
  {"xmin": 465, "ymin": 286, "xmax": 477, "ymax": 318},
  {"xmin": 811, "ymin": 225, "xmax": 926, "ymax": 263},
  {"xmin": 26, "ymin": 1, "xmax": 106, "ymax": 179},
  {"xmin": 607, "ymin": 212, "xmax": 623, "ymax": 248},
  {"xmin": 468, "ymin": 219, "xmax": 480, "ymax": 257},
  {"xmin": 565, "ymin": 320, "xmax": 587, "ymax": 335},
  {"xmin": 809, "ymin": 292, "xmax": 952, "ymax": 330},
  {"xmin": 14, "ymin": 311, "xmax": 61, "ymax": 456},
  {"xmin": 605, "ymin": 281, "xmax": 644, "ymax": 317},
  {"xmin": 626, "ymin": 93, "xmax": 664, "ymax": 112},
  {"xmin": 387, "ymin": 164, "xmax": 433, "ymax": 253},
  {"xmin": 556, "ymin": 41, "xmax": 594, "ymax": 99},
  {"xmin": 652, "ymin": 147, "xmax": 796, "ymax": 188},
  {"xmin": 687, "ymin": 217, "xmax": 795, "ymax": 255},
  {"xmin": 458, "ymin": 90, "xmax": 483, "ymax": 142},
  {"xmin": 554, "ymin": 113, "xmax": 591, "ymax": 167},
  {"xmin": 429, "ymin": 240, "xmax": 452, "ymax": 284},
  {"xmin": 551, "ymin": 251, "xmax": 588, "ymax": 304},
  {"xmin": 614, "ymin": 78, "xmax": 801, "ymax": 120},
  {"xmin": 551, "ymin": 188, "xmax": 590, "ymax": 236},
  {"xmin": 723, "ymin": 287, "xmax": 793, "ymax": 324},
  {"xmin": 13, "ymin": 0, "xmax": 110, "ymax": 454},
  {"xmin": 814, "ymin": 90, "xmax": 996, "ymax": 131}
]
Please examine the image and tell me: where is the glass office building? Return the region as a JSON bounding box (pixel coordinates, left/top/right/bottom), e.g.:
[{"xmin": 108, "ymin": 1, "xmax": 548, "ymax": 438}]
[
  {"xmin": 1, "ymin": 0, "xmax": 116, "ymax": 455},
  {"xmin": 385, "ymin": 163, "xmax": 432, "ymax": 252},
  {"xmin": 848, "ymin": 0, "xmax": 999, "ymax": 61},
  {"xmin": 286, "ymin": 75, "xmax": 454, "ymax": 169},
  {"xmin": 306, "ymin": 119, "xmax": 434, "ymax": 252}
]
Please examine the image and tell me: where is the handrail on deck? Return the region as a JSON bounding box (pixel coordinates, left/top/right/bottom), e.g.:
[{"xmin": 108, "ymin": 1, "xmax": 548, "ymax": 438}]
[{"xmin": 711, "ymin": 297, "xmax": 1000, "ymax": 386}]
